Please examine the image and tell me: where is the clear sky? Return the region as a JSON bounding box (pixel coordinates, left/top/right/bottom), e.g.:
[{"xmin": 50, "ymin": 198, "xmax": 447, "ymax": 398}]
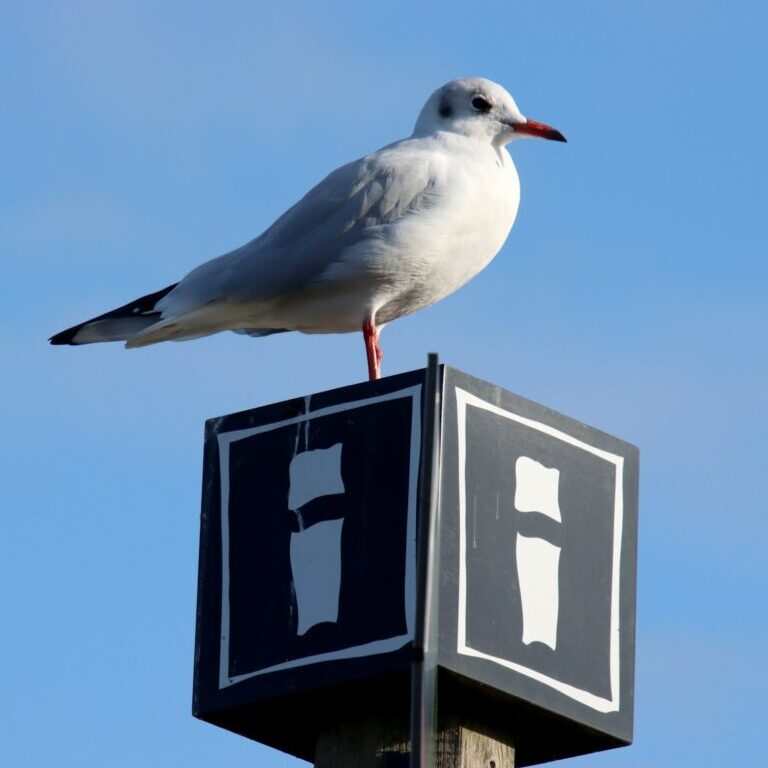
[{"xmin": 2, "ymin": 1, "xmax": 766, "ymax": 766}]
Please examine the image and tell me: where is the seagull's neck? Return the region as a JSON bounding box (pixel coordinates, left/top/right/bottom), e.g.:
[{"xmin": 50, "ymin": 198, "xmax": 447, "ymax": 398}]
[{"xmin": 410, "ymin": 130, "xmax": 511, "ymax": 163}]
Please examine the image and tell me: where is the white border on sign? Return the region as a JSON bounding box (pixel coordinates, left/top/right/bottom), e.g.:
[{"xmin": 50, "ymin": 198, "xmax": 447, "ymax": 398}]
[
  {"xmin": 455, "ymin": 387, "xmax": 624, "ymax": 713},
  {"xmin": 216, "ymin": 385, "xmax": 422, "ymax": 689}
]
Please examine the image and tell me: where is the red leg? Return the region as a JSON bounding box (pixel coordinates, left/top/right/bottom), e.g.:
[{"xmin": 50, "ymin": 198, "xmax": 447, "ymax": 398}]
[{"xmin": 362, "ymin": 318, "xmax": 381, "ymax": 381}]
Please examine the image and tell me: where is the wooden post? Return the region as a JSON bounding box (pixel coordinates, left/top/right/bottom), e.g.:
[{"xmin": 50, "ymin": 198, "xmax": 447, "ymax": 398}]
[
  {"xmin": 315, "ymin": 717, "xmax": 515, "ymax": 768},
  {"xmin": 436, "ymin": 722, "xmax": 515, "ymax": 768}
]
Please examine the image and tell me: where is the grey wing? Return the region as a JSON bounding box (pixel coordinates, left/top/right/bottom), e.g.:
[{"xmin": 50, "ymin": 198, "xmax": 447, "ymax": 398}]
[{"xmin": 157, "ymin": 142, "xmax": 440, "ymax": 318}]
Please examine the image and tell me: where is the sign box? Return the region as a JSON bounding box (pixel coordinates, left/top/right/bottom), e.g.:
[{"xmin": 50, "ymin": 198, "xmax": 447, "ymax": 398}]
[{"xmin": 193, "ymin": 366, "xmax": 638, "ymax": 766}]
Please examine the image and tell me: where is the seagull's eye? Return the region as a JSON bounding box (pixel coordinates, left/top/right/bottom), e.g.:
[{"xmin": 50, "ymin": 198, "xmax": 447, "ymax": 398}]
[{"xmin": 471, "ymin": 96, "xmax": 493, "ymax": 113}]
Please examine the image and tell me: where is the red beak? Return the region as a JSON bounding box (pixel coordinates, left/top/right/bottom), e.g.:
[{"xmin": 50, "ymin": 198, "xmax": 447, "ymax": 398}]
[{"xmin": 513, "ymin": 119, "xmax": 567, "ymax": 142}]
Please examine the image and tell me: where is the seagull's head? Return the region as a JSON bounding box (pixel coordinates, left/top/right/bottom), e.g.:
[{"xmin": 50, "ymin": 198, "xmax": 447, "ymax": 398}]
[{"xmin": 413, "ymin": 77, "xmax": 566, "ymax": 147}]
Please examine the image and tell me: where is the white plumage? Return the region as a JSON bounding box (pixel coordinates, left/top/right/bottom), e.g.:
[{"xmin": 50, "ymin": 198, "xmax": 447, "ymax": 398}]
[{"xmin": 50, "ymin": 77, "xmax": 565, "ymax": 380}]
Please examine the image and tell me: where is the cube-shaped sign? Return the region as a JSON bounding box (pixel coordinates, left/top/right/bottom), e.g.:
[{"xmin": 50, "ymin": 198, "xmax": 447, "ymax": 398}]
[{"xmin": 193, "ymin": 366, "xmax": 638, "ymax": 766}]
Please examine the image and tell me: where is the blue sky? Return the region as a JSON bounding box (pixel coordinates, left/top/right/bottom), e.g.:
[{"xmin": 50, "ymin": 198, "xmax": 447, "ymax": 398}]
[{"xmin": 2, "ymin": 1, "xmax": 766, "ymax": 765}]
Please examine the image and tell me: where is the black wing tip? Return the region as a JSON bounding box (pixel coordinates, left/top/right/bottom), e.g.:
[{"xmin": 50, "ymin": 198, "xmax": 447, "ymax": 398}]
[
  {"xmin": 49, "ymin": 326, "xmax": 82, "ymax": 345},
  {"xmin": 47, "ymin": 282, "xmax": 179, "ymax": 347}
]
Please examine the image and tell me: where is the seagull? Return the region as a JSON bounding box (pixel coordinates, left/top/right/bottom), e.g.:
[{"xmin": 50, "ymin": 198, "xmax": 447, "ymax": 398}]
[{"xmin": 50, "ymin": 77, "xmax": 565, "ymax": 381}]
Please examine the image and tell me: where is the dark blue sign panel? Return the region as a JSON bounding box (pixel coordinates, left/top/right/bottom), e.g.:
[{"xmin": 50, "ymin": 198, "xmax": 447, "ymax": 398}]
[
  {"xmin": 459, "ymin": 390, "xmax": 620, "ymax": 708},
  {"xmin": 194, "ymin": 371, "xmax": 424, "ymax": 759},
  {"xmin": 438, "ymin": 368, "xmax": 638, "ymax": 761},
  {"xmin": 218, "ymin": 388, "xmax": 420, "ymax": 685}
]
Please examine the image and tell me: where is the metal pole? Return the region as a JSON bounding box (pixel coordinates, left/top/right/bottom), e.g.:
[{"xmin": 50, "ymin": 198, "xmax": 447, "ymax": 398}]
[{"xmin": 410, "ymin": 353, "xmax": 442, "ymax": 768}]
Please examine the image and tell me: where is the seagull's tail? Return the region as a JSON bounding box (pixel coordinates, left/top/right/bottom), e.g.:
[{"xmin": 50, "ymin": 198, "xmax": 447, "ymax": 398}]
[{"xmin": 49, "ymin": 283, "xmax": 179, "ymax": 346}]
